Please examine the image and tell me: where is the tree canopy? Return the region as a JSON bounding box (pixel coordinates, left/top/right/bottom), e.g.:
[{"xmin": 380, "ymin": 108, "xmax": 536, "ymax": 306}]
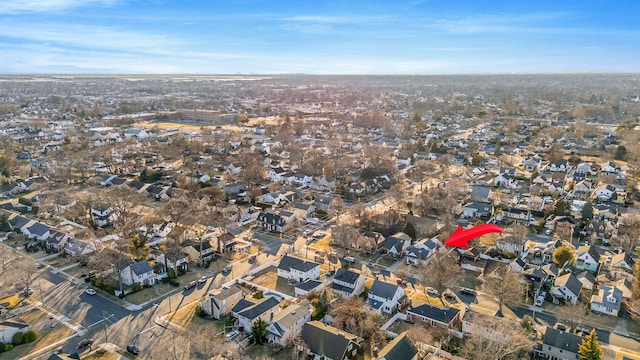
[
  {"xmin": 553, "ymin": 246, "xmax": 576, "ymax": 267},
  {"xmin": 578, "ymin": 329, "xmax": 603, "ymax": 360}
]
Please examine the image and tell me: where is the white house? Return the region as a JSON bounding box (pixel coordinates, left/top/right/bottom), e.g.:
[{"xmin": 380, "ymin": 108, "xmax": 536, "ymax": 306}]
[
  {"xmin": 91, "ymin": 204, "xmax": 118, "ymax": 227},
  {"xmin": 277, "ymin": 255, "xmax": 320, "ymax": 283},
  {"xmin": 121, "ymin": 260, "xmax": 156, "ymax": 286},
  {"xmin": 590, "ymin": 285, "xmax": 623, "ymax": 317},
  {"xmin": 550, "ymin": 273, "xmax": 582, "ymax": 304},
  {"xmin": 292, "ymin": 173, "xmax": 313, "ymax": 188},
  {"xmin": 201, "ymin": 286, "xmax": 244, "ymax": 320},
  {"xmin": 0, "ymin": 320, "xmax": 29, "ymax": 344},
  {"xmin": 232, "ymin": 296, "xmax": 281, "ymax": 332},
  {"xmin": 383, "ymin": 232, "xmax": 412, "ymax": 258},
  {"xmin": 124, "ymin": 128, "xmax": 149, "ymax": 139},
  {"xmin": 595, "ymin": 184, "xmax": 616, "ymax": 201},
  {"xmin": 367, "ymin": 279, "xmax": 406, "ymax": 314},
  {"xmin": 406, "ymin": 238, "xmax": 438, "ymax": 266},
  {"xmin": 331, "ymin": 268, "xmax": 365, "ymax": 299},
  {"xmin": 23, "ymin": 222, "xmax": 51, "ymax": 241},
  {"xmin": 266, "ymin": 299, "xmax": 312, "ymax": 346}
]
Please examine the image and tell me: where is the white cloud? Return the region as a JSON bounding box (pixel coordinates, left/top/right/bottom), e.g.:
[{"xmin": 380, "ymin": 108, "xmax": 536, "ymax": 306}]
[{"xmin": 0, "ymin": 0, "xmax": 117, "ymax": 14}]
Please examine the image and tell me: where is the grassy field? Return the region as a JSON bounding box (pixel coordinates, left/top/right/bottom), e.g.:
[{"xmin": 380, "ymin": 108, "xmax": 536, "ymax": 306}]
[
  {"xmin": 168, "ymin": 302, "xmax": 199, "ymax": 327},
  {"xmin": 82, "ymin": 349, "xmax": 119, "ymax": 360}
]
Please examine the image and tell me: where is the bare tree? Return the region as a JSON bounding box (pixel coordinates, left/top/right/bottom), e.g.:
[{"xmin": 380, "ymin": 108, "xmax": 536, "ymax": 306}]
[
  {"xmin": 330, "ymin": 297, "xmax": 386, "ymax": 357},
  {"xmin": 419, "ymin": 249, "xmax": 462, "ymax": 294},
  {"xmin": 555, "ymin": 301, "xmax": 590, "ymax": 331},
  {"xmin": 460, "ymin": 315, "xmax": 534, "ymax": 360},
  {"xmin": 483, "ymin": 264, "xmax": 525, "ymax": 315}
]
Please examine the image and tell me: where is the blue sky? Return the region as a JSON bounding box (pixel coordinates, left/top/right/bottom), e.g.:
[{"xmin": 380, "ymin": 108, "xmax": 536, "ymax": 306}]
[{"xmin": 0, "ymin": 0, "xmax": 638, "ymax": 74}]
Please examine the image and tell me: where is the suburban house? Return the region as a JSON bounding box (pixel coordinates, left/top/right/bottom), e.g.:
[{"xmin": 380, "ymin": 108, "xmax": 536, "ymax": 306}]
[
  {"xmin": 367, "ymin": 279, "xmax": 406, "ymax": 314},
  {"xmin": 300, "ymin": 321, "xmax": 364, "ymax": 360},
  {"xmin": 291, "ymin": 201, "xmax": 316, "ymax": 220},
  {"xmin": 537, "ymin": 328, "xmax": 581, "ymax": 360},
  {"xmin": 331, "ymin": 268, "xmax": 365, "ymax": 299},
  {"xmin": 294, "ymin": 280, "xmax": 324, "ymax": 297},
  {"xmin": 257, "ymin": 210, "xmax": 287, "ymax": 233},
  {"xmin": 575, "ymin": 245, "xmax": 600, "ymax": 273},
  {"xmin": 550, "ymin": 273, "xmax": 582, "ymax": 304},
  {"xmin": 383, "ymin": 232, "xmax": 412, "ymax": 258},
  {"xmin": 406, "ymin": 238, "xmax": 438, "ymax": 266},
  {"xmin": 231, "ymin": 296, "xmax": 281, "ymax": 332},
  {"xmin": 462, "ymin": 201, "xmax": 493, "ymax": 219},
  {"xmin": 590, "ymin": 285, "xmax": 623, "ymax": 317},
  {"xmin": 375, "ymin": 332, "xmax": 419, "ymax": 360},
  {"xmin": 576, "ymin": 271, "xmax": 596, "ymax": 291},
  {"xmin": 23, "ymin": 222, "xmax": 51, "ymax": 241},
  {"xmin": 407, "ymin": 303, "xmax": 460, "ymax": 330},
  {"xmin": 91, "ymin": 204, "xmax": 118, "ymax": 227},
  {"xmin": 201, "ymin": 286, "xmax": 244, "ymax": 320},
  {"xmin": 277, "ymin": 255, "xmax": 320, "ymax": 283},
  {"xmin": 0, "ymin": 320, "xmax": 29, "ymax": 344},
  {"xmin": 266, "ymin": 299, "xmax": 312, "ymax": 346},
  {"xmin": 181, "ymin": 240, "xmax": 216, "ymax": 266},
  {"xmin": 121, "ymin": 260, "xmax": 156, "ymax": 286}
]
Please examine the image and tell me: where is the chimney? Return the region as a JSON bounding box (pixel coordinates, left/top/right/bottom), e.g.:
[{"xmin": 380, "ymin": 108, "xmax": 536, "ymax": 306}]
[{"xmin": 270, "ymin": 311, "xmax": 274, "ymax": 321}]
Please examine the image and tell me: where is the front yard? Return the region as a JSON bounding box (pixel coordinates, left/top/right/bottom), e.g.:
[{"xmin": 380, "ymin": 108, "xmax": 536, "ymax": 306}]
[
  {"xmin": 125, "ymin": 271, "xmax": 202, "ymax": 305},
  {"xmin": 0, "ymin": 307, "xmax": 76, "ymax": 360}
]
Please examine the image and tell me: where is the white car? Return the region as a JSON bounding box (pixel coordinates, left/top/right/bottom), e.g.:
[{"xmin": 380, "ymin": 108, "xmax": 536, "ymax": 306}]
[
  {"xmin": 225, "ymin": 330, "xmax": 240, "ymax": 341},
  {"xmin": 85, "ymin": 288, "xmax": 97, "ymax": 296},
  {"xmin": 197, "ymin": 276, "xmax": 207, "ymax": 284},
  {"xmin": 426, "ymin": 287, "xmax": 439, "ymax": 296}
]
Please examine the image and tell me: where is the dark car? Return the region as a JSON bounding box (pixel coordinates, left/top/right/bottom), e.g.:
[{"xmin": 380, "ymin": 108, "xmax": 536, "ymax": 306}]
[
  {"xmin": 76, "ymin": 338, "xmax": 94, "ymax": 349},
  {"xmin": 222, "ymin": 266, "xmax": 232, "ymax": 276},
  {"xmin": 127, "ymin": 345, "xmax": 140, "ymax": 355}
]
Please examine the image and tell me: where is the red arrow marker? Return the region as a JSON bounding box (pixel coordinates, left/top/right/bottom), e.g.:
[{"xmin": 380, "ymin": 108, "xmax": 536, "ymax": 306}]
[{"xmin": 444, "ymin": 224, "xmax": 504, "ymax": 249}]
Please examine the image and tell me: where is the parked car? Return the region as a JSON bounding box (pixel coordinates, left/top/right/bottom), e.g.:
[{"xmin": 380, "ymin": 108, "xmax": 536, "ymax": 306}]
[
  {"xmin": 76, "ymin": 338, "xmax": 94, "ymax": 349},
  {"xmin": 197, "ymin": 276, "xmax": 207, "ymax": 284},
  {"xmin": 222, "ymin": 266, "xmax": 232, "ymax": 276},
  {"xmin": 184, "ymin": 281, "xmax": 197, "ymax": 290},
  {"xmin": 225, "ymin": 330, "xmax": 240, "ymax": 341},
  {"xmin": 460, "ymin": 288, "xmax": 477, "ymax": 296},
  {"xmin": 535, "ymin": 295, "xmax": 545, "ymax": 306},
  {"xmin": 126, "ymin": 345, "xmax": 140, "ymax": 355},
  {"xmin": 36, "ymin": 263, "xmax": 42, "ymax": 269},
  {"xmin": 85, "ymin": 288, "xmax": 97, "ymax": 296},
  {"xmin": 426, "ymin": 287, "xmax": 439, "ymax": 296},
  {"xmin": 344, "ymin": 256, "xmax": 355, "ymax": 263},
  {"xmin": 444, "ymin": 291, "xmax": 456, "ymax": 301},
  {"xmin": 396, "ymin": 278, "xmax": 407, "ymax": 286},
  {"xmin": 326, "ymin": 270, "xmax": 335, "ymax": 277},
  {"xmin": 248, "ymin": 255, "xmax": 257, "ymax": 263}
]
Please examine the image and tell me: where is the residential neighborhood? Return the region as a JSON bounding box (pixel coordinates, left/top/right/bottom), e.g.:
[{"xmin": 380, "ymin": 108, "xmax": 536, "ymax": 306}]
[{"xmin": 0, "ymin": 74, "xmax": 639, "ymax": 360}]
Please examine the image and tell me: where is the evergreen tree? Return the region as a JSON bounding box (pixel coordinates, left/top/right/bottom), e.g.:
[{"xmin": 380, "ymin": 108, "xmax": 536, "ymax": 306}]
[
  {"xmin": 251, "ymin": 318, "xmax": 267, "ymax": 344},
  {"xmin": 581, "ymin": 202, "xmax": 594, "ymax": 222},
  {"xmin": 578, "ymin": 329, "xmax": 603, "ymax": 360},
  {"xmin": 403, "ymin": 222, "xmax": 417, "ymax": 242}
]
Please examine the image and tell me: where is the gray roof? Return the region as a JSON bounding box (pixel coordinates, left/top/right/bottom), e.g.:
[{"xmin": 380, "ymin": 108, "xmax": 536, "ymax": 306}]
[
  {"xmin": 237, "ymin": 296, "xmax": 280, "ymax": 320},
  {"xmin": 408, "ymin": 304, "xmax": 460, "ymax": 324},
  {"xmin": 377, "ymin": 332, "xmax": 418, "ymax": 360},
  {"xmin": 591, "ymin": 285, "xmax": 622, "ymax": 311},
  {"xmin": 470, "ymin": 186, "xmax": 491, "ymax": 200},
  {"xmin": 554, "ymin": 273, "xmax": 583, "ymax": 297},
  {"xmin": 383, "ymin": 236, "xmax": 406, "ymax": 252},
  {"xmin": 369, "ymin": 279, "xmax": 401, "ymax": 300},
  {"xmin": 26, "ymin": 222, "xmax": 50, "ymax": 236},
  {"xmin": 542, "ymin": 328, "xmax": 581, "ymax": 354},
  {"xmin": 301, "ymin": 321, "xmax": 360, "ymax": 360},
  {"xmin": 278, "ymin": 255, "xmax": 319, "ymax": 273},
  {"xmin": 406, "ymin": 246, "xmax": 429, "ymax": 260},
  {"xmin": 333, "ymin": 268, "xmax": 361, "ymax": 285},
  {"xmin": 231, "ymin": 298, "xmax": 255, "ymax": 314},
  {"xmin": 296, "ymin": 279, "xmax": 323, "ymax": 291},
  {"xmin": 130, "ymin": 260, "xmax": 153, "ymax": 275},
  {"xmin": 9, "ymin": 215, "xmax": 30, "ymax": 229}
]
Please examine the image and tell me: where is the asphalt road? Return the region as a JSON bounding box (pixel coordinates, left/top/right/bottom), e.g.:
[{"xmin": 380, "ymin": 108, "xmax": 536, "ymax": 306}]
[{"xmin": 39, "ymin": 272, "xmax": 129, "ymax": 328}]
